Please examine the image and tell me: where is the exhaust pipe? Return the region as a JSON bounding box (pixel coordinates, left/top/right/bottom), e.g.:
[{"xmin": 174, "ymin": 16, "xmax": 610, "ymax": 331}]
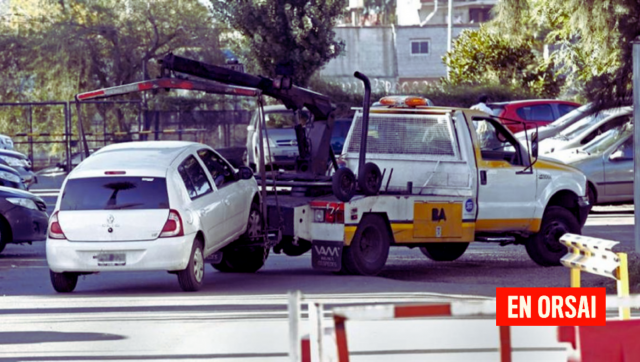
[{"xmin": 354, "ymin": 71, "xmax": 371, "ymax": 180}]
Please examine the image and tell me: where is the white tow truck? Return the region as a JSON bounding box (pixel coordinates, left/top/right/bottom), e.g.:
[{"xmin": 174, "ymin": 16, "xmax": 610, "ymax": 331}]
[{"xmin": 269, "ymin": 74, "xmax": 590, "ymax": 275}]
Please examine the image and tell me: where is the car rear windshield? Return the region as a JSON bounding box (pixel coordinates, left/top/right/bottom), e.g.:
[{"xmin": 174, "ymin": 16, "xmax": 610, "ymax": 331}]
[{"xmin": 60, "ymin": 177, "xmax": 169, "ymax": 211}]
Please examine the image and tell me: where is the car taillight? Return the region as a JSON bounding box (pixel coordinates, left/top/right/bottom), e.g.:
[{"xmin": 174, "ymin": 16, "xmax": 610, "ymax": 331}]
[
  {"xmin": 310, "ymin": 201, "xmax": 345, "ymax": 224},
  {"xmin": 159, "ymin": 209, "xmax": 184, "ymax": 238},
  {"xmin": 48, "ymin": 211, "xmax": 66, "ymax": 240}
]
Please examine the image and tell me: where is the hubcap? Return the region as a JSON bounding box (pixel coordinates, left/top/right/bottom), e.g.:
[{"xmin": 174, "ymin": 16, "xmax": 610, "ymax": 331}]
[
  {"xmin": 247, "ymin": 210, "xmax": 261, "ymax": 240},
  {"xmin": 193, "ymin": 247, "xmax": 204, "ymax": 282},
  {"xmin": 543, "ymin": 221, "xmax": 568, "ymax": 253}
]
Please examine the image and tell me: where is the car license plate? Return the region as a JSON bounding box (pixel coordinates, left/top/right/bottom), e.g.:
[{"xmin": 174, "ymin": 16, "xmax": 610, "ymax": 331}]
[{"xmin": 96, "ymin": 253, "xmax": 126, "ymax": 266}]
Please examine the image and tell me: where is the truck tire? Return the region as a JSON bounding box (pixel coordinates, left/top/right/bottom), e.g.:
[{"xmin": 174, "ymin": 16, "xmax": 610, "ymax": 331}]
[
  {"xmin": 212, "ymin": 203, "xmax": 268, "ymax": 273},
  {"xmin": 342, "ymin": 215, "xmax": 391, "ymax": 276},
  {"xmin": 359, "ymin": 162, "xmax": 382, "ymax": 196},
  {"xmin": 525, "ymin": 206, "xmax": 580, "ymax": 267},
  {"xmin": 177, "ymin": 238, "xmax": 205, "ymax": 292},
  {"xmin": 332, "ymin": 167, "xmax": 356, "ymax": 202},
  {"xmin": 50, "ymin": 270, "xmax": 78, "ymax": 293},
  {"xmin": 419, "ymin": 242, "xmax": 469, "ymax": 261}
]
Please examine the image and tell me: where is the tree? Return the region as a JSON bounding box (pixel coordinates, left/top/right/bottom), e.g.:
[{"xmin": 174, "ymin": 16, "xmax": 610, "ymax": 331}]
[
  {"xmin": 494, "ymin": 0, "xmax": 640, "ymax": 109},
  {"xmin": 362, "ymin": 0, "xmax": 396, "ymax": 25},
  {"xmin": 210, "ymin": 0, "xmax": 346, "ymax": 87},
  {"xmin": 0, "ymin": 0, "xmax": 223, "ymax": 143},
  {"xmin": 442, "ymin": 25, "xmax": 561, "ymax": 98}
]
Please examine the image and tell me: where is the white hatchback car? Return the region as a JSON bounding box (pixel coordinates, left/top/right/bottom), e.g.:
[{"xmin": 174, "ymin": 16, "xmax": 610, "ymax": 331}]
[{"xmin": 46, "ymin": 141, "xmax": 262, "ymax": 292}]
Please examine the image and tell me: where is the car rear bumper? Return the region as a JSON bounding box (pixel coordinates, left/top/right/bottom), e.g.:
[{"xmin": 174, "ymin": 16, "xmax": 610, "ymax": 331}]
[
  {"xmin": 46, "ymin": 233, "xmax": 196, "ymax": 273},
  {"xmin": 5, "ymin": 206, "xmax": 48, "ymax": 243}
]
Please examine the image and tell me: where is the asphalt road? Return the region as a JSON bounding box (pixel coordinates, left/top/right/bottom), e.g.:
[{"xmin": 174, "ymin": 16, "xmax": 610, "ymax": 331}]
[{"xmin": 0, "ymin": 205, "xmax": 635, "ymax": 297}]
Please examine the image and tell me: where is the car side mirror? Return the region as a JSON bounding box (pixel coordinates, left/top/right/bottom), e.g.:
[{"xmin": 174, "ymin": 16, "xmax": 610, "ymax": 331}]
[
  {"xmin": 238, "ymin": 166, "xmax": 254, "ymax": 180},
  {"xmin": 609, "ymin": 150, "xmax": 625, "ymax": 161}
]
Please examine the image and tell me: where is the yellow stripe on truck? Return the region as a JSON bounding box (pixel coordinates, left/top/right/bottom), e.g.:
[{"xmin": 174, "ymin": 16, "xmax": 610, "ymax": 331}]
[
  {"xmin": 476, "ymin": 218, "xmax": 541, "ymax": 233},
  {"xmin": 343, "ymin": 222, "xmax": 476, "ymax": 246}
]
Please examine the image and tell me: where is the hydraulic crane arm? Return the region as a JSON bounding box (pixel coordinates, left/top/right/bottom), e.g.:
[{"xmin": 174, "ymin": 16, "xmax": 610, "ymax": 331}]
[{"xmin": 159, "ymin": 54, "xmax": 334, "ymax": 122}]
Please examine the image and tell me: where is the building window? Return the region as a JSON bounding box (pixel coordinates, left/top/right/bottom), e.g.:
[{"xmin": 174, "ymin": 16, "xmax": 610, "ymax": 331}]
[
  {"xmin": 411, "ymin": 40, "xmax": 429, "ymax": 55},
  {"xmin": 469, "ymin": 8, "xmax": 492, "ymax": 23}
]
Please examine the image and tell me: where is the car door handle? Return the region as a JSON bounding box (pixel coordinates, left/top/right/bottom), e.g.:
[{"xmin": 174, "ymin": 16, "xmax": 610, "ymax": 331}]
[{"xmin": 480, "ymin": 170, "xmax": 487, "ymax": 185}]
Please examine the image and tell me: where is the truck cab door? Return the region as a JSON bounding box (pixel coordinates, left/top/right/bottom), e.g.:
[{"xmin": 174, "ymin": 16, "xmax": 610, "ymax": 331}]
[{"xmin": 473, "ymin": 118, "xmax": 537, "ymax": 232}]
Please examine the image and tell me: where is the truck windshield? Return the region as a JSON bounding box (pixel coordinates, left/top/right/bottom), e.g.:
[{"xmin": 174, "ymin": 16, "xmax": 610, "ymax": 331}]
[{"xmin": 346, "ymin": 113, "xmax": 455, "ymax": 157}]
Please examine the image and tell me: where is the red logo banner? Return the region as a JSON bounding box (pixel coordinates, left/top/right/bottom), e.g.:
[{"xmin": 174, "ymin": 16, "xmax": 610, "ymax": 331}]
[{"xmin": 496, "ymin": 288, "xmax": 606, "ymax": 326}]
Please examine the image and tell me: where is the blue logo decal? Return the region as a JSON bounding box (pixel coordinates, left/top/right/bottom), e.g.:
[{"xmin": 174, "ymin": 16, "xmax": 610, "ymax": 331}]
[{"xmin": 465, "ymin": 199, "xmax": 474, "ymax": 212}]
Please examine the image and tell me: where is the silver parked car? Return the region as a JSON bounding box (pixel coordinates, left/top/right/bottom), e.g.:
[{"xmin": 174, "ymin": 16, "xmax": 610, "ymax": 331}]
[
  {"xmin": 539, "ymin": 107, "xmax": 631, "ymax": 155},
  {"xmin": 245, "ymin": 105, "xmax": 309, "ymax": 172},
  {"xmin": 544, "ymin": 122, "xmax": 633, "ymax": 205}
]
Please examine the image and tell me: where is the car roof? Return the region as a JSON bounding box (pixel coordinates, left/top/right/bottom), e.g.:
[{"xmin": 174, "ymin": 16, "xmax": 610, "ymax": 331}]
[
  {"xmin": 0, "ymin": 149, "xmax": 28, "ymax": 159},
  {"xmin": 71, "ymin": 141, "xmax": 204, "ymax": 178},
  {"xmin": 489, "ymin": 99, "xmax": 580, "ymax": 107}
]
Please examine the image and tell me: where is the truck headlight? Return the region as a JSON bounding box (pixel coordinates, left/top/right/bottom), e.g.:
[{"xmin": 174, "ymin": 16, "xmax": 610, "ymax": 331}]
[{"xmin": 6, "ymin": 197, "xmax": 38, "ymax": 210}]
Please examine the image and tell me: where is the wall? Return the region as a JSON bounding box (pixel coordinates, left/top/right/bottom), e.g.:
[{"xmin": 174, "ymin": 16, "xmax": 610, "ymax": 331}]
[{"xmin": 320, "ymin": 25, "xmax": 478, "ymax": 85}]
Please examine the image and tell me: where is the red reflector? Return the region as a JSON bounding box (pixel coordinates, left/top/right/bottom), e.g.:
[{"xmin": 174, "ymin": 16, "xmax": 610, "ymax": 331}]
[
  {"xmin": 325, "ymin": 209, "xmax": 335, "ymax": 223},
  {"xmin": 105, "ymin": 171, "xmax": 126, "ymax": 175}
]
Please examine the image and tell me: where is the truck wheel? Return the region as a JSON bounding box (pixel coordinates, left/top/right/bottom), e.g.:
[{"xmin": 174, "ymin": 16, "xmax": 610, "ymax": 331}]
[
  {"xmin": 342, "ymin": 215, "xmax": 390, "ymax": 276},
  {"xmin": 359, "ymin": 162, "xmax": 382, "ymax": 196},
  {"xmin": 212, "ymin": 203, "xmax": 268, "ymax": 273},
  {"xmin": 50, "ymin": 270, "xmax": 78, "ymax": 293},
  {"xmin": 419, "ymin": 242, "xmax": 469, "ymax": 261},
  {"xmin": 332, "ymin": 167, "xmax": 356, "ymax": 202},
  {"xmin": 525, "ymin": 206, "xmax": 579, "ymax": 267},
  {"xmin": 177, "ymin": 238, "xmax": 205, "ymax": 292}
]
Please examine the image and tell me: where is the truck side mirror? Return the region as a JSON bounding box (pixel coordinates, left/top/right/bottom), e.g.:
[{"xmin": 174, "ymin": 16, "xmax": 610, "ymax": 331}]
[{"xmin": 531, "ymin": 133, "xmax": 539, "ymax": 159}]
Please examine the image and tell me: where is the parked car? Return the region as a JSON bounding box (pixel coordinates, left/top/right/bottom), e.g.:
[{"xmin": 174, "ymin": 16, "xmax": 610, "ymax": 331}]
[
  {"xmin": 0, "ymin": 149, "xmax": 36, "ymax": 188},
  {"xmin": 539, "ymin": 107, "xmax": 631, "ymax": 155},
  {"xmin": 544, "ymin": 122, "xmax": 634, "ymax": 205},
  {"xmin": 515, "ymin": 103, "xmax": 593, "ymax": 144},
  {"xmin": 0, "ymin": 186, "xmax": 48, "ymax": 254},
  {"xmin": 0, "ymin": 164, "xmax": 27, "ymax": 190},
  {"xmin": 245, "ymin": 105, "xmax": 309, "ymax": 172},
  {"xmin": 0, "ymin": 134, "xmax": 14, "ymax": 150},
  {"xmin": 489, "ymin": 99, "xmax": 581, "ymax": 134},
  {"xmin": 331, "ymin": 118, "xmax": 353, "ymax": 154},
  {"xmin": 35, "ymin": 150, "xmax": 97, "ymax": 190},
  {"xmin": 46, "ymin": 141, "xmax": 261, "ymax": 293}
]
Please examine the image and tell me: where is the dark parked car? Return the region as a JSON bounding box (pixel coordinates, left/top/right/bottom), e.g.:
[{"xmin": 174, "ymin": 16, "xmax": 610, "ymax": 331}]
[
  {"xmin": 0, "ymin": 164, "xmax": 27, "ymax": 190},
  {"xmin": 331, "ymin": 118, "xmax": 353, "ymax": 154},
  {"xmin": 489, "ymin": 99, "xmax": 581, "ymax": 134},
  {"xmin": 0, "ymin": 186, "xmax": 49, "ymax": 254},
  {"xmin": 0, "ymin": 149, "xmax": 37, "ymax": 189}
]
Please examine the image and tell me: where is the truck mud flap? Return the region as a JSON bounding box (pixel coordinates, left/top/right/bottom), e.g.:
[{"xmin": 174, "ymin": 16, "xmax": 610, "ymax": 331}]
[{"xmin": 311, "ymin": 240, "xmax": 343, "ymax": 271}]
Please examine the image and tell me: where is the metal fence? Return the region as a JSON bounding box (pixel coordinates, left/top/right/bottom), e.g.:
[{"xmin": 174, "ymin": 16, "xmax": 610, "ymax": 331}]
[{"xmin": 0, "ymin": 101, "xmax": 251, "ymax": 170}]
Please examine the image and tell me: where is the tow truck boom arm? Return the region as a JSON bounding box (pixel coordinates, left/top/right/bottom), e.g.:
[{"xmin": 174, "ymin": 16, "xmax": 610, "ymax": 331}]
[{"xmin": 159, "ymin": 54, "xmax": 334, "ymax": 121}]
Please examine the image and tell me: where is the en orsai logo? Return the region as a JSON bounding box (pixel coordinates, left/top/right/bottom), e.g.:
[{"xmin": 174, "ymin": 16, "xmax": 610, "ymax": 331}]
[{"xmin": 496, "ymin": 288, "xmax": 606, "ymax": 326}]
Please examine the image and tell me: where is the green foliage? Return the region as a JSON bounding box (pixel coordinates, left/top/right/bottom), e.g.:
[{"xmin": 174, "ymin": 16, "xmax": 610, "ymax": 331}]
[
  {"xmin": 0, "ymin": 0, "xmax": 224, "ymax": 156},
  {"xmin": 442, "ymin": 26, "xmax": 561, "ymax": 98},
  {"xmin": 362, "ymin": 0, "xmax": 396, "ymax": 25},
  {"xmin": 307, "ymin": 75, "xmax": 541, "ymax": 117},
  {"xmin": 210, "ymin": 0, "xmax": 346, "ymax": 87},
  {"xmin": 496, "ymin": 0, "xmax": 640, "ymax": 110}
]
